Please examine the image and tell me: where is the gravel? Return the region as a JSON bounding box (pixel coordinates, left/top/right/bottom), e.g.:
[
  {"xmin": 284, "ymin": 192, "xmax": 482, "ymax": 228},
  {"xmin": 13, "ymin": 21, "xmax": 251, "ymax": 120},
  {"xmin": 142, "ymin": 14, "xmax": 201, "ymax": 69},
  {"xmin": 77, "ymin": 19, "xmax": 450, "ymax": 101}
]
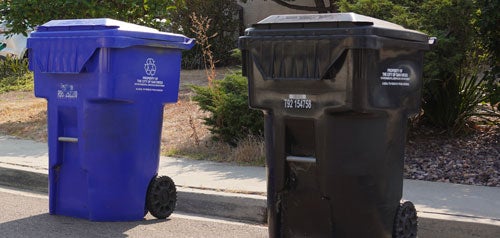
[{"xmin": 404, "ymin": 125, "xmax": 500, "ymax": 187}]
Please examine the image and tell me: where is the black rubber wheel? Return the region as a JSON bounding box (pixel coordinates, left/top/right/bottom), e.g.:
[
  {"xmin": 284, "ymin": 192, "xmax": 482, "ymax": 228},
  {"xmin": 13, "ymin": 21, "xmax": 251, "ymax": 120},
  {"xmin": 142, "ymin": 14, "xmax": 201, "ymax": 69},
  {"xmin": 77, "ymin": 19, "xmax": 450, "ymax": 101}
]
[
  {"xmin": 393, "ymin": 201, "xmax": 418, "ymax": 238},
  {"xmin": 146, "ymin": 176, "xmax": 177, "ymax": 219}
]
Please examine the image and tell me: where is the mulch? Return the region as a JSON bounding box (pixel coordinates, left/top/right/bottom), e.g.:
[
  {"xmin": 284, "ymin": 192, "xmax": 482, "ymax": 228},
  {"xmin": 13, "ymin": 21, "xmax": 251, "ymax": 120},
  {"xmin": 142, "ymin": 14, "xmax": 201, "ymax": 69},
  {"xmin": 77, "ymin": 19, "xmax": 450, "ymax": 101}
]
[{"xmin": 405, "ymin": 125, "xmax": 499, "ymax": 187}]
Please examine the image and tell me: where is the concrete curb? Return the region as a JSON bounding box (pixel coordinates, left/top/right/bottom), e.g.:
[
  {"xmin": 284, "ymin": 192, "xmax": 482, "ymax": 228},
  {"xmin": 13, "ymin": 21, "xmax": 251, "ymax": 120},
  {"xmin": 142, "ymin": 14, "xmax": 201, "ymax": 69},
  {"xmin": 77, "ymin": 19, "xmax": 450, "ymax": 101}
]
[
  {"xmin": 0, "ymin": 166, "xmax": 267, "ymax": 223},
  {"xmin": 176, "ymin": 187, "xmax": 266, "ymax": 223},
  {"xmin": 0, "ymin": 167, "xmax": 48, "ymax": 194},
  {"xmin": 418, "ymin": 212, "xmax": 500, "ymax": 238},
  {"xmin": 0, "ymin": 165, "xmax": 499, "ymax": 237}
]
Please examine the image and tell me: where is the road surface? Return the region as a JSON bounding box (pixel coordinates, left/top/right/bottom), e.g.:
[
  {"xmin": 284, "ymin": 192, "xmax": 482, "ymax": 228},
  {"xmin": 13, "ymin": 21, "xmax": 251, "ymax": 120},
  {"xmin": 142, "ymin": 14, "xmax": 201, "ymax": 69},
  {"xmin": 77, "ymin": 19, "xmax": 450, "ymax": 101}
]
[{"xmin": 0, "ymin": 186, "xmax": 267, "ymax": 238}]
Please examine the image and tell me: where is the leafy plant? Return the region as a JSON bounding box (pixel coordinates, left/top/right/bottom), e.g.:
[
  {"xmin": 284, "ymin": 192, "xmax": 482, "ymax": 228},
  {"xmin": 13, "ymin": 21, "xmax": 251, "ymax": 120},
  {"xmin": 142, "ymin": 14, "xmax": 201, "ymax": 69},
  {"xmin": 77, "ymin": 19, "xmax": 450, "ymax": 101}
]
[
  {"xmin": 475, "ymin": 0, "xmax": 500, "ymax": 111},
  {"xmin": 0, "ymin": 56, "xmax": 33, "ymax": 93},
  {"xmin": 340, "ymin": 0, "xmax": 499, "ymax": 133},
  {"xmin": 483, "ymin": 68, "xmax": 500, "ymax": 111},
  {"xmin": 423, "ymin": 60, "xmax": 493, "ymax": 133},
  {"xmin": 338, "ymin": 0, "xmax": 414, "ymax": 26},
  {"xmin": 418, "ymin": 0, "xmax": 500, "ymax": 132},
  {"xmin": 191, "ymin": 71, "xmax": 263, "ymax": 145},
  {"xmin": 0, "ymin": 0, "xmax": 176, "ymax": 35}
]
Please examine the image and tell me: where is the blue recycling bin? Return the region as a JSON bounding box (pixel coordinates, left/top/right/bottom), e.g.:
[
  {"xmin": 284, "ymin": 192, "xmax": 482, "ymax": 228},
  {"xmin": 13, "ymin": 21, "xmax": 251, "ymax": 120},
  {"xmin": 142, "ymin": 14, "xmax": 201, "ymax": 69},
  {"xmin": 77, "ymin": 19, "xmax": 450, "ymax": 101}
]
[{"xmin": 28, "ymin": 19, "xmax": 194, "ymax": 221}]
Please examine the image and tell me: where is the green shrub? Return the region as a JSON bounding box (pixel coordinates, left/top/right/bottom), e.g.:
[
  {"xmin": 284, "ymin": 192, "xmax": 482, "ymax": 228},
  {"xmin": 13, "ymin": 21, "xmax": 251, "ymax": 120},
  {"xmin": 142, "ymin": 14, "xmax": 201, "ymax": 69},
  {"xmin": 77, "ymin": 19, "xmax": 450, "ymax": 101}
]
[
  {"xmin": 340, "ymin": 0, "xmax": 499, "ymax": 133},
  {"xmin": 483, "ymin": 67, "xmax": 500, "ymax": 111},
  {"xmin": 418, "ymin": 0, "xmax": 499, "ymax": 132},
  {"xmin": 0, "ymin": 57, "xmax": 33, "ymax": 93},
  {"xmin": 191, "ymin": 71, "xmax": 263, "ymax": 145},
  {"xmin": 423, "ymin": 63, "xmax": 493, "ymax": 133}
]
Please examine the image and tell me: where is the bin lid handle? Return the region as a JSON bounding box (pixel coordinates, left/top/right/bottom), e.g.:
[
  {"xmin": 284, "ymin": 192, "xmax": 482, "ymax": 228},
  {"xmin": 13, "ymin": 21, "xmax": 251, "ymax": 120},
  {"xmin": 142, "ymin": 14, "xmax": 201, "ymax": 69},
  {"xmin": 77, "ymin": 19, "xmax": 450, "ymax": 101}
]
[{"xmin": 428, "ymin": 37, "xmax": 437, "ymax": 45}]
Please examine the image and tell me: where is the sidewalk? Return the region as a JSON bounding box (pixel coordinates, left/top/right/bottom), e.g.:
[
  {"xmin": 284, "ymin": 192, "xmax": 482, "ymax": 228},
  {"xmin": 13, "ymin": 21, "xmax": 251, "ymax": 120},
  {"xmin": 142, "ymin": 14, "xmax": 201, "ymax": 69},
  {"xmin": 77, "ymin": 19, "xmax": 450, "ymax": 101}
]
[{"xmin": 1, "ymin": 135, "xmax": 499, "ymax": 237}]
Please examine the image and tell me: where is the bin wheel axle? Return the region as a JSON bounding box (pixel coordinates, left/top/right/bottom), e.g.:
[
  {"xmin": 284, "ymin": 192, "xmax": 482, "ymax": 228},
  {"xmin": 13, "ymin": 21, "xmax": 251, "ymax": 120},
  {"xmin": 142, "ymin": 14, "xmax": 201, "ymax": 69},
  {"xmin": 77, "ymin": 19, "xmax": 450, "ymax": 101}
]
[
  {"xmin": 393, "ymin": 201, "xmax": 418, "ymax": 238},
  {"xmin": 146, "ymin": 176, "xmax": 177, "ymax": 219}
]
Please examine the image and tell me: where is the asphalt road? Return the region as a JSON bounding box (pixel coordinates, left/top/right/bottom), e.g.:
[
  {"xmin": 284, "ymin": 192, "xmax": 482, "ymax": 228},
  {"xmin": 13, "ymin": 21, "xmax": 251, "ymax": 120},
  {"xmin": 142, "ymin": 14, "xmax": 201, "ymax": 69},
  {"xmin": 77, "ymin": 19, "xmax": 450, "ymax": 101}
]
[{"xmin": 0, "ymin": 186, "xmax": 267, "ymax": 238}]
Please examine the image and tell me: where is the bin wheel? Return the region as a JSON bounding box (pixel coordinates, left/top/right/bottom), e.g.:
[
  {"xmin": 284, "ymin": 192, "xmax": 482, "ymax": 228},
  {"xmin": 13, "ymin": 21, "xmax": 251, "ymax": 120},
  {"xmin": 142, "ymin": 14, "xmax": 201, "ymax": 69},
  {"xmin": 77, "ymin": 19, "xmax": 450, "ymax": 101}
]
[
  {"xmin": 393, "ymin": 201, "xmax": 418, "ymax": 238},
  {"xmin": 146, "ymin": 176, "xmax": 177, "ymax": 219}
]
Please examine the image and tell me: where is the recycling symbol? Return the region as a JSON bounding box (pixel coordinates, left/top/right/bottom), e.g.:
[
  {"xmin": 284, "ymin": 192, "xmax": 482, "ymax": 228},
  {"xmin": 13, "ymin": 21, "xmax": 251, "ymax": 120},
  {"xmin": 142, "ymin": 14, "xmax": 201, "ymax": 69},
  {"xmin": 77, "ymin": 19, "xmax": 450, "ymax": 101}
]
[{"xmin": 144, "ymin": 58, "xmax": 157, "ymax": 76}]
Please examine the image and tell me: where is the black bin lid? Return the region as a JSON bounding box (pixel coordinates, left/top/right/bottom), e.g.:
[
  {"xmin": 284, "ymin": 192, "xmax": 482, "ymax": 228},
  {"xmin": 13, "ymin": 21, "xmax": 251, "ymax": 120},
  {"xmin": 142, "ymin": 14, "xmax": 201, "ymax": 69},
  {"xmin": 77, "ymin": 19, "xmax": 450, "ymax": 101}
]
[{"xmin": 247, "ymin": 12, "xmax": 428, "ymax": 43}]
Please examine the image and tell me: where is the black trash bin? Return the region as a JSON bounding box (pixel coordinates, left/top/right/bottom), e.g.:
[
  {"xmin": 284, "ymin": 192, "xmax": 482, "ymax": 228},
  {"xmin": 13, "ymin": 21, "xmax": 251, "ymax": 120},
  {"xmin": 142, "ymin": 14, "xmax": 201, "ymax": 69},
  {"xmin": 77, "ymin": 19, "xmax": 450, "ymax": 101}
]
[{"xmin": 239, "ymin": 13, "xmax": 433, "ymax": 238}]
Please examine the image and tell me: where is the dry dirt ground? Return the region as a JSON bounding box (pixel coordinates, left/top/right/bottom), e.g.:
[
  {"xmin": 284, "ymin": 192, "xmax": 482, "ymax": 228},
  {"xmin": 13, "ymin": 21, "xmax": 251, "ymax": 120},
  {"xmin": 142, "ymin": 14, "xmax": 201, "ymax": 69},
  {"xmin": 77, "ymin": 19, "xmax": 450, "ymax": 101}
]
[
  {"xmin": 0, "ymin": 68, "xmax": 262, "ymax": 165},
  {"xmin": 0, "ymin": 69, "xmax": 498, "ymax": 187}
]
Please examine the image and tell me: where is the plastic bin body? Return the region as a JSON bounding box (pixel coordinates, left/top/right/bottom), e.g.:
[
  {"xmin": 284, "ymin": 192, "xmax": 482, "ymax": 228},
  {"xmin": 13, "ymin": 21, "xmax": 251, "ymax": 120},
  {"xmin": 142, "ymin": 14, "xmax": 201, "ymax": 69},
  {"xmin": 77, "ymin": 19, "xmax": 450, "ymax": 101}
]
[
  {"xmin": 239, "ymin": 13, "xmax": 430, "ymax": 237},
  {"xmin": 28, "ymin": 19, "xmax": 193, "ymax": 221}
]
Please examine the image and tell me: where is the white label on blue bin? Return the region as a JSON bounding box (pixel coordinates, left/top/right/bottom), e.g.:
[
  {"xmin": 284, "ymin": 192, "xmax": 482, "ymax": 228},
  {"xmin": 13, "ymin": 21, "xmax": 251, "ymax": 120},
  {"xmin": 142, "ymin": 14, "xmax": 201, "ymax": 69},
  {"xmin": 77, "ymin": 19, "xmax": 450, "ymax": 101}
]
[
  {"xmin": 134, "ymin": 58, "xmax": 164, "ymax": 92},
  {"xmin": 57, "ymin": 84, "xmax": 78, "ymax": 100},
  {"xmin": 380, "ymin": 68, "xmax": 410, "ymax": 86},
  {"xmin": 284, "ymin": 94, "xmax": 312, "ymax": 109}
]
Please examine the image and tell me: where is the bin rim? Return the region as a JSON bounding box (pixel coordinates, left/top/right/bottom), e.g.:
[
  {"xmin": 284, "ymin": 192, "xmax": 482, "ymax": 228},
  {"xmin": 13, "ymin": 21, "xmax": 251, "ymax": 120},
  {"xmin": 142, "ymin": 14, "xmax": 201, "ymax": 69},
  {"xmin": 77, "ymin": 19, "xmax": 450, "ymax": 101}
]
[
  {"xmin": 246, "ymin": 13, "xmax": 429, "ymax": 43},
  {"xmin": 31, "ymin": 18, "xmax": 194, "ymax": 47},
  {"xmin": 256, "ymin": 13, "xmax": 402, "ymax": 29},
  {"xmin": 27, "ymin": 18, "xmax": 194, "ymax": 74}
]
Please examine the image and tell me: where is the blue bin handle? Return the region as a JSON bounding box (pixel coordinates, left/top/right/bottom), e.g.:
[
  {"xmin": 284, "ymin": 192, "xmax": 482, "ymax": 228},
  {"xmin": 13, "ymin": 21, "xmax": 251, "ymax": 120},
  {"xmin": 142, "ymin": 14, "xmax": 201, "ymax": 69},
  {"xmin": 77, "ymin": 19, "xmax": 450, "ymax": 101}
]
[{"xmin": 183, "ymin": 37, "xmax": 195, "ymax": 49}]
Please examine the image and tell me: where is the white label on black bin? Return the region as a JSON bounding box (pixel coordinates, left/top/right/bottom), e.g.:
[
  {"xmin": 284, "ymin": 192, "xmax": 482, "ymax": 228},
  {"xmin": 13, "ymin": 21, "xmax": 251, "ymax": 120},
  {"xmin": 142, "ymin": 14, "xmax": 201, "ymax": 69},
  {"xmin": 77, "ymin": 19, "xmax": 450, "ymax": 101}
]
[
  {"xmin": 134, "ymin": 58, "xmax": 165, "ymax": 92},
  {"xmin": 284, "ymin": 94, "xmax": 312, "ymax": 109},
  {"xmin": 380, "ymin": 68, "xmax": 410, "ymax": 87}
]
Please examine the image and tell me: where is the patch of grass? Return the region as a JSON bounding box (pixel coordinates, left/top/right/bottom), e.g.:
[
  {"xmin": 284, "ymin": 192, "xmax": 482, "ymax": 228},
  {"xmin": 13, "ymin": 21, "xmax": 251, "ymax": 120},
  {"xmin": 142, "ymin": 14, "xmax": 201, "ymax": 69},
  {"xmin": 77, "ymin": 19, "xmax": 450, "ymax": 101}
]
[
  {"xmin": 163, "ymin": 135, "xmax": 266, "ymax": 166},
  {"xmin": 0, "ymin": 73, "xmax": 34, "ymax": 93},
  {"xmin": 0, "ymin": 57, "xmax": 33, "ymax": 93},
  {"xmin": 229, "ymin": 135, "xmax": 265, "ymax": 166},
  {"xmin": 162, "ymin": 137, "xmax": 231, "ymax": 161}
]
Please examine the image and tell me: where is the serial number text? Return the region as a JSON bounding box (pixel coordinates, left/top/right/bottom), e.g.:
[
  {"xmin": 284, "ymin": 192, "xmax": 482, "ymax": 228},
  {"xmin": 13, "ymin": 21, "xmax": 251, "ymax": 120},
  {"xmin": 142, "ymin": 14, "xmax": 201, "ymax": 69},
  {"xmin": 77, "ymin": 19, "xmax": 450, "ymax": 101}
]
[{"xmin": 284, "ymin": 99, "xmax": 312, "ymax": 109}]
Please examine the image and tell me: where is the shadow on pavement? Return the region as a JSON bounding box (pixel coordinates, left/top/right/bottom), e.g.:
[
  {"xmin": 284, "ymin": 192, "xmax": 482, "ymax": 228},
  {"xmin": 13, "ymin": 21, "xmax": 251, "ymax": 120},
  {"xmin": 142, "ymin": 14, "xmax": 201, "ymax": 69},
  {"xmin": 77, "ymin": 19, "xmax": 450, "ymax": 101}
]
[
  {"xmin": 0, "ymin": 213, "xmax": 166, "ymax": 238},
  {"xmin": 0, "ymin": 167, "xmax": 48, "ymax": 193},
  {"xmin": 161, "ymin": 157, "xmax": 266, "ymax": 182}
]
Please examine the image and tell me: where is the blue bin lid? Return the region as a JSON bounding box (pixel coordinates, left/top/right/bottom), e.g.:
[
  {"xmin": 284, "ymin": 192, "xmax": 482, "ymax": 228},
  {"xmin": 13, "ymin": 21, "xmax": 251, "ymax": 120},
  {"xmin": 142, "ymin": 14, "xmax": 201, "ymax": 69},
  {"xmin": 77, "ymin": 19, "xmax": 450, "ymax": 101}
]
[
  {"xmin": 28, "ymin": 18, "xmax": 194, "ymax": 73},
  {"xmin": 32, "ymin": 18, "xmax": 194, "ymax": 49}
]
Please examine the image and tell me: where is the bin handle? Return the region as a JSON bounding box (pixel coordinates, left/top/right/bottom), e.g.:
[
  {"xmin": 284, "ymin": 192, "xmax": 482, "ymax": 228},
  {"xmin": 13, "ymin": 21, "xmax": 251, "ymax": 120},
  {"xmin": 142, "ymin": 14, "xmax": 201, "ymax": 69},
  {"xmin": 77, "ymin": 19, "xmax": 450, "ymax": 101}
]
[
  {"xmin": 428, "ymin": 37, "xmax": 437, "ymax": 45},
  {"xmin": 184, "ymin": 38, "xmax": 195, "ymax": 46},
  {"xmin": 286, "ymin": 156, "xmax": 316, "ymax": 163},
  {"xmin": 58, "ymin": 137, "xmax": 78, "ymax": 143}
]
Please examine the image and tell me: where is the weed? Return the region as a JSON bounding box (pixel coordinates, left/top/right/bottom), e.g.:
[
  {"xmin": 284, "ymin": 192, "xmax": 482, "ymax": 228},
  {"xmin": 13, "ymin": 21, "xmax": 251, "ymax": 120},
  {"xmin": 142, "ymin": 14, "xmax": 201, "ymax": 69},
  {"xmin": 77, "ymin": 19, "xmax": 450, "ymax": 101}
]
[
  {"xmin": 189, "ymin": 12, "xmax": 218, "ymax": 86},
  {"xmin": 230, "ymin": 135, "xmax": 265, "ymax": 166}
]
